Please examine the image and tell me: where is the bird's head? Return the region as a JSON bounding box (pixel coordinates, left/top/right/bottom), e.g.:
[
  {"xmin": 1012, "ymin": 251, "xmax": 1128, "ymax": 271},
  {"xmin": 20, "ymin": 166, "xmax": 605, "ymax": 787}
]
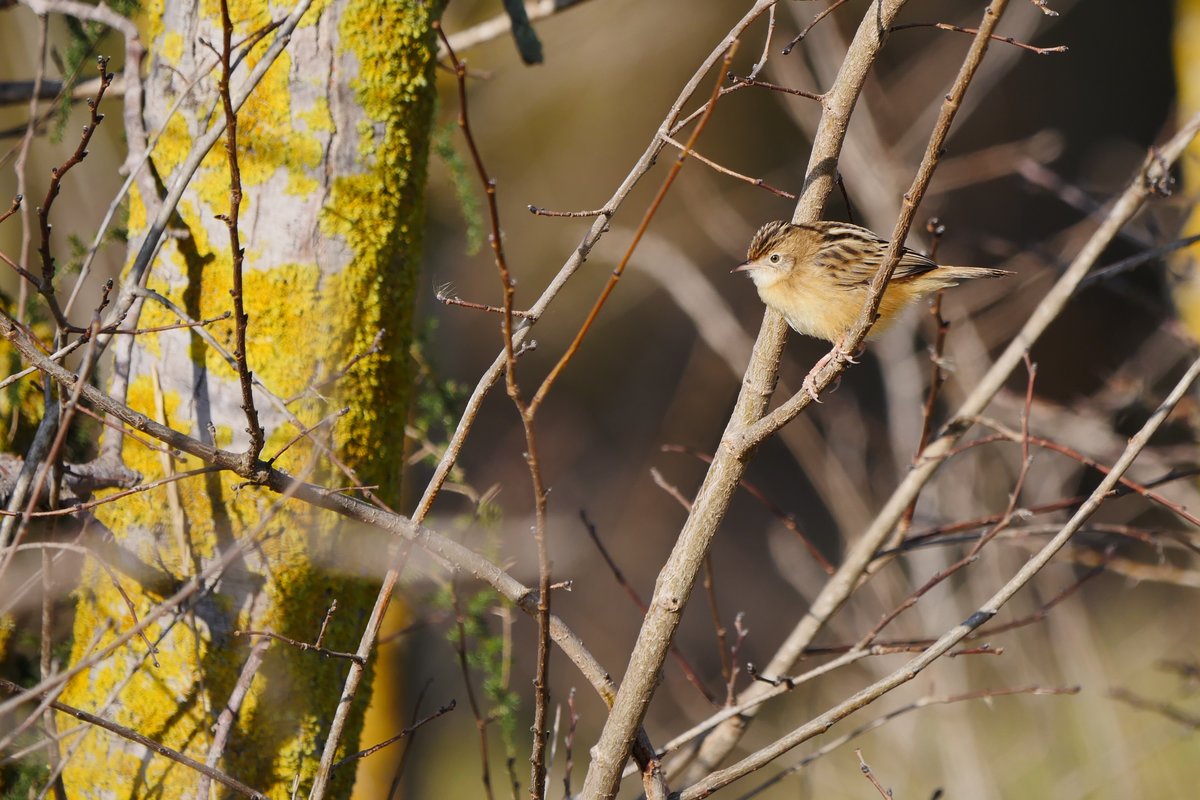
[{"xmin": 732, "ymin": 220, "xmax": 807, "ymax": 287}]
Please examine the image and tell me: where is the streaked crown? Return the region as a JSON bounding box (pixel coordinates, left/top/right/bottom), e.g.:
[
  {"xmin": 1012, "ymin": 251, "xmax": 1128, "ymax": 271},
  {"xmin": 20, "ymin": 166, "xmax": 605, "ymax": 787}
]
[{"xmin": 746, "ymin": 220, "xmax": 795, "ymax": 262}]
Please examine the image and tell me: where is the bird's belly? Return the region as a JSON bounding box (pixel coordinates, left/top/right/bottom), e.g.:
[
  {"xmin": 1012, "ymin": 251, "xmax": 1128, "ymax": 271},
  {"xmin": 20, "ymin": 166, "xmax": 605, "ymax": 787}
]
[{"xmin": 759, "ymin": 280, "xmax": 859, "ymax": 343}]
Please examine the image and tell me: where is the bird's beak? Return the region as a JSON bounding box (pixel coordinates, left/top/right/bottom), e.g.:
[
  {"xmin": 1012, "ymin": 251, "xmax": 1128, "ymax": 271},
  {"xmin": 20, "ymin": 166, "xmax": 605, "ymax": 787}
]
[{"xmin": 731, "ymin": 261, "xmax": 756, "ymax": 274}]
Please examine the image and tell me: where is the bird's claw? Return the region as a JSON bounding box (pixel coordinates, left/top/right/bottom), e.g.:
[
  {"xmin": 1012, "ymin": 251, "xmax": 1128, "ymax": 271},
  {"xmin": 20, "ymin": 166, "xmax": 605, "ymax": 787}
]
[
  {"xmin": 834, "ymin": 338, "xmax": 863, "ymax": 365},
  {"xmin": 801, "ymin": 375, "xmax": 823, "ymax": 403}
]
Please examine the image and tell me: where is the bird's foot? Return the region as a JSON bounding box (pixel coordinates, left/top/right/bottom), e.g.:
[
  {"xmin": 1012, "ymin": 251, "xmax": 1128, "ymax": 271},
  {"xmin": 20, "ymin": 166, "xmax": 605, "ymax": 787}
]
[
  {"xmin": 834, "ymin": 337, "xmax": 864, "ymax": 365},
  {"xmin": 801, "ymin": 373, "xmax": 823, "ymax": 404}
]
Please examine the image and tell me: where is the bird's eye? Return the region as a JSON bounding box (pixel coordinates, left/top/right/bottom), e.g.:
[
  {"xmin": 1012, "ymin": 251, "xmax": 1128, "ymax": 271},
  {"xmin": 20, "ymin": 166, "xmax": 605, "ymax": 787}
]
[{"xmin": 769, "ymin": 253, "xmax": 781, "ymax": 264}]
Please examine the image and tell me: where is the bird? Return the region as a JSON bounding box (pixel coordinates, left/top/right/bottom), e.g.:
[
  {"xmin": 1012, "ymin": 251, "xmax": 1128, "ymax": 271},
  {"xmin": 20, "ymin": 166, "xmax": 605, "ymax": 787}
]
[{"xmin": 734, "ymin": 220, "xmax": 1011, "ymax": 343}]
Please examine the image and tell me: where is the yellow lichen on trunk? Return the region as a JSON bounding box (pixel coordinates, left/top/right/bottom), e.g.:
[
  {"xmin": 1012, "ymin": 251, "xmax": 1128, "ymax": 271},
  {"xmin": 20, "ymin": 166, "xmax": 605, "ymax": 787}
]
[{"xmin": 59, "ymin": 1, "xmax": 443, "ymax": 797}]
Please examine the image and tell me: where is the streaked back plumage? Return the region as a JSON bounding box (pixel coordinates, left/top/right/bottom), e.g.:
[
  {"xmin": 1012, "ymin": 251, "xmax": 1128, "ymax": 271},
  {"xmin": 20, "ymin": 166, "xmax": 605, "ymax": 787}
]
[{"xmin": 739, "ymin": 219, "xmax": 1012, "ymax": 342}]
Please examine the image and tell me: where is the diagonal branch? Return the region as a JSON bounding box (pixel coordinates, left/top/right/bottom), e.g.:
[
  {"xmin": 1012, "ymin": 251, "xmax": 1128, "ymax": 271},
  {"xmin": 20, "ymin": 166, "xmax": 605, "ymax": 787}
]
[{"xmin": 679, "ymin": 350, "xmax": 1200, "ymax": 798}]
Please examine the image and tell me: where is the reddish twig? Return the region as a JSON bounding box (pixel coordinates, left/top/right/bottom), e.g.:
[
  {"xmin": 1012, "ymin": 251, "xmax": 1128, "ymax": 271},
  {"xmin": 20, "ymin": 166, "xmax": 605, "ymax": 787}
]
[
  {"xmin": 526, "ymin": 205, "xmax": 608, "ymax": 218},
  {"xmin": 579, "ymin": 509, "xmax": 718, "ymax": 705},
  {"xmin": 314, "ymin": 600, "xmax": 337, "ymax": 649},
  {"xmin": 890, "ymin": 21, "xmax": 1068, "ymax": 54},
  {"xmin": 727, "ymin": 73, "xmax": 823, "ymax": 101},
  {"xmin": 898, "ymin": 218, "xmax": 949, "ymax": 536},
  {"xmin": 436, "ymin": 20, "xmax": 556, "ymax": 796},
  {"xmin": 859, "ymin": 355, "xmax": 1038, "ymax": 648},
  {"xmin": 965, "ymin": 418, "xmax": 1200, "ymax": 529},
  {"xmin": 855, "ymin": 749, "xmax": 892, "ymax": 799},
  {"xmin": 266, "ymin": 407, "xmax": 348, "ymax": 465},
  {"xmin": 530, "ymin": 43, "xmax": 739, "ymax": 414},
  {"xmin": 703, "ymin": 554, "xmax": 731, "ymax": 700},
  {"xmin": 0, "ymin": 195, "xmax": 21, "ymax": 226},
  {"xmin": 216, "ymin": 0, "xmax": 265, "ymax": 460},
  {"xmin": 659, "ymin": 133, "xmax": 796, "ymax": 199},
  {"xmin": 436, "ymin": 287, "xmax": 534, "ymax": 318},
  {"xmin": 661, "ymin": 445, "xmax": 834, "ymax": 574},
  {"xmin": 35, "ymin": 56, "xmax": 114, "ymax": 330}
]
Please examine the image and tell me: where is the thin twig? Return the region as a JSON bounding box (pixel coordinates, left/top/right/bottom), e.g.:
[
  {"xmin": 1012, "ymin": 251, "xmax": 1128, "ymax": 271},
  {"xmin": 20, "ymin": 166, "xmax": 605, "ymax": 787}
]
[
  {"xmin": 562, "ymin": 688, "xmax": 578, "ymax": 799},
  {"xmin": 727, "ymin": 73, "xmax": 823, "ymax": 101},
  {"xmin": 450, "ymin": 579, "xmax": 497, "ymax": 800},
  {"xmin": 748, "ymin": 2, "xmax": 775, "ymax": 80},
  {"xmin": 660, "ymin": 445, "xmax": 834, "ymax": 574},
  {"xmin": 530, "ymin": 43, "xmax": 739, "ymax": 414},
  {"xmin": 34, "ymin": 56, "xmax": 114, "ymax": 330},
  {"xmin": 855, "ymin": 749, "xmax": 892, "ymax": 799},
  {"xmin": 436, "ymin": 288, "xmax": 535, "ymax": 318},
  {"xmin": 584, "ymin": 2, "xmax": 910, "ymax": 792},
  {"xmin": 436, "ymin": 21, "xmax": 557, "ymax": 796},
  {"xmin": 897, "ymin": 218, "xmax": 948, "ymax": 536},
  {"xmin": 659, "ymin": 133, "xmax": 796, "ymax": 199},
  {"xmin": 198, "ymin": 638, "xmax": 270, "ymax": 799},
  {"xmin": 216, "ymin": 0, "xmax": 264, "ymax": 459},
  {"xmin": 333, "ymin": 699, "xmax": 456, "ymax": 767},
  {"xmin": 233, "ymin": 629, "xmax": 365, "ymax": 665},
  {"xmin": 890, "ymin": 21, "xmax": 1067, "ymax": 55},
  {"xmin": 782, "ymin": 0, "xmax": 850, "ymax": 55},
  {"xmin": 579, "ymin": 509, "xmax": 718, "ymax": 705},
  {"xmin": 858, "ymin": 355, "xmax": 1039, "ymax": 647},
  {"xmin": 680, "ymin": 352, "xmax": 1200, "ymax": 798},
  {"xmin": 736, "ymin": 685, "xmax": 1078, "ymax": 798}
]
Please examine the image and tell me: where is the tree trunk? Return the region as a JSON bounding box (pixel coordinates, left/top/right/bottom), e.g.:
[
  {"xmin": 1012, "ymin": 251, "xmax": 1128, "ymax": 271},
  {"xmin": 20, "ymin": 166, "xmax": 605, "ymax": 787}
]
[{"xmin": 60, "ymin": 2, "xmax": 442, "ymax": 796}]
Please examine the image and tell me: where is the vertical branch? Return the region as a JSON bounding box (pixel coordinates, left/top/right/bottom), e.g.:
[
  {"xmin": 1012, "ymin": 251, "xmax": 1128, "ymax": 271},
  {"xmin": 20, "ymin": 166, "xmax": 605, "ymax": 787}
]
[
  {"xmin": 435, "ymin": 23, "xmax": 554, "ymax": 798},
  {"xmin": 580, "ymin": 3, "xmax": 910, "ymax": 795},
  {"xmin": 217, "ymin": 0, "xmax": 265, "ymax": 460},
  {"xmin": 33, "ymin": 57, "xmax": 114, "ymax": 331},
  {"xmin": 40, "ymin": 516, "xmax": 67, "ymax": 800},
  {"xmin": 898, "ymin": 218, "xmax": 948, "ymax": 536},
  {"xmin": 12, "ymin": 12, "xmax": 49, "ymax": 338},
  {"xmin": 451, "ymin": 587, "xmax": 497, "ymax": 800},
  {"xmin": 681, "ymin": 1, "xmax": 1017, "ymax": 780}
]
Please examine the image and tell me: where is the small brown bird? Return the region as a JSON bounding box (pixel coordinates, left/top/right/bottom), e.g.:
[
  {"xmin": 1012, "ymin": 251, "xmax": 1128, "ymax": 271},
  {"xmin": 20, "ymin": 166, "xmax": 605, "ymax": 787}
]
[{"xmin": 734, "ymin": 220, "xmax": 1012, "ymax": 344}]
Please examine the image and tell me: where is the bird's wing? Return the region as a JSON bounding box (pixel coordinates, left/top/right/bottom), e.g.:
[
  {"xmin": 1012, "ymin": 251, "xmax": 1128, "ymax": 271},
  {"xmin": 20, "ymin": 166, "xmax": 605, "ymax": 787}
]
[
  {"xmin": 817, "ymin": 238, "xmax": 938, "ymax": 286},
  {"xmin": 891, "ymin": 248, "xmax": 940, "ymax": 281}
]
